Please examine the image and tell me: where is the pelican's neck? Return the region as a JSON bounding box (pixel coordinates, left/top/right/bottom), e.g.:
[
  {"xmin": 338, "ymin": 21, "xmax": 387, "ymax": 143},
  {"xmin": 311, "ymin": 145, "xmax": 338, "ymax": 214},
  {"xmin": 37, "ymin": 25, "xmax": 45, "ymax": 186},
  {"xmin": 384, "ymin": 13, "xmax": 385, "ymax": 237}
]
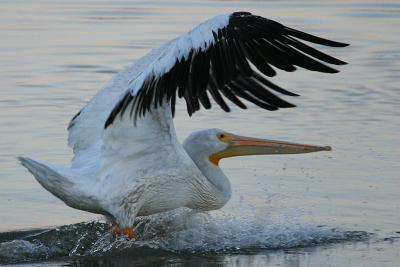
[{"xmin": 183, "ymin": 143, "xmax": 231, "ymax": 199}]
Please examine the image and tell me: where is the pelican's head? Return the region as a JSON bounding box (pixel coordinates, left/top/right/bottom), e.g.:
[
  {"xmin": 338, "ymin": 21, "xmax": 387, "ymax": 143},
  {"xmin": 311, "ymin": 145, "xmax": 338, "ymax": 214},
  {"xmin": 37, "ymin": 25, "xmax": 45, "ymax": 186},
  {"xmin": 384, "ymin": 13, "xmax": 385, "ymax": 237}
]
[{"xmin": 183, "ymin": 128, "xmax": 332, "ymax": 166}]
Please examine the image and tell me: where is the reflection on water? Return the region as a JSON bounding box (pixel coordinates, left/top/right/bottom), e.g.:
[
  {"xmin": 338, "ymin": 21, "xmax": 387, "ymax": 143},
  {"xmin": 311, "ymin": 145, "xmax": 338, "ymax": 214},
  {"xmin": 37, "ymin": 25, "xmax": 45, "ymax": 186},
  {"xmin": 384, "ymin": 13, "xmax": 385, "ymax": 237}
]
[{"xmin": 0, "ymin": 0, "xmax": 399, "ymax": 266}]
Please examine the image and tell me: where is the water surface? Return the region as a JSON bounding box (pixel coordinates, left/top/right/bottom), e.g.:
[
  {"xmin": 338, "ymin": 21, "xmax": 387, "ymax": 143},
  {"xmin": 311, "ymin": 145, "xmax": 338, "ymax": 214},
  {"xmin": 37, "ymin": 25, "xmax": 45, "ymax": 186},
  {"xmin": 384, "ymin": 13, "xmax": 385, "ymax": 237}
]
[{"xmin": 0, "ymin": 0, "xmax": 399, "ymax": 266}]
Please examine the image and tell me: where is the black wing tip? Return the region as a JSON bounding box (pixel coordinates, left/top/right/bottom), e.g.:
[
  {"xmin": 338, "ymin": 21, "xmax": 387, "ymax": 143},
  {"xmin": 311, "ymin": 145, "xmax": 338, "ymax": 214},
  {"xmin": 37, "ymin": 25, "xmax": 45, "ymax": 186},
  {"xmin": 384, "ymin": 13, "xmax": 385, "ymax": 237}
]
[
  {"xmin": 67, "ymin": 109, "xmax": 82, "ymax": 130},
  {"xmin": 324, "ymin": 68, "xmax": 340, "ymax": 74},
  {"xmin": 231, "ymin": 11, "xmax": 253, "ymax": 17},
  {"xmin": 104, "ymin": 115, "xmax": 114, "ymax": 128},
  {"xmin": 104, "ymin": 91, "xmax": 132, "ymax": 129},
  {"xmin": 285, "ymin": 26, "xmax": 350, "ymax": 48},
  {"xmin": 329, "ymin": 41, "xmax": 350, "ymax": 48},
  {"xmin": 282, "ymin": 102, "xmax": 296, "ymax": 108},
  {"xmin": 288, "ymin": 92, "xmax": 300, "ymax": 97},
  {"xmin": 229, "ymin": 12, "xmax": 350, "ymax": 47},
  {"xmin": 104, "ymin": 121, "xmax": 111, "ymax": 128},
  {"xmin": 334, "ymin": 59, "xmax": 348, "ymax": 65},
  {"xmin": 320, "ymin": 40, "xmax": 350, "ymax": 48},
  {"xmin": 106, "ymin": 12, "xmax": 348, "ymax": 124}
]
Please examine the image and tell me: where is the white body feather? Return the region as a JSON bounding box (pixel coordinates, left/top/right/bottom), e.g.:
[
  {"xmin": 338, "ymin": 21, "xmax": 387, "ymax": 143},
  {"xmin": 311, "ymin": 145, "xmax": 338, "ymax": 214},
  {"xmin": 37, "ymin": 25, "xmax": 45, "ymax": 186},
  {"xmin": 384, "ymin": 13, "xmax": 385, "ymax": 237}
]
[{"xmin": 20, "ymin": 14, "xmax": 233, "ymax": 227}]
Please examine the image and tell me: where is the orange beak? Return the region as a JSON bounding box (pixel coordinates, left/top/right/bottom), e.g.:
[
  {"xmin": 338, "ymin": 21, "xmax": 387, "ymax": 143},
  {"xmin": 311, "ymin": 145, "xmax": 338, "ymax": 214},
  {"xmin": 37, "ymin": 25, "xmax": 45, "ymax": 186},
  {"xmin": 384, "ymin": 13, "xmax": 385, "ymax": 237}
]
[{"xmin": 209, "ymin": 133, "xmax": 332, "ymax": 165}]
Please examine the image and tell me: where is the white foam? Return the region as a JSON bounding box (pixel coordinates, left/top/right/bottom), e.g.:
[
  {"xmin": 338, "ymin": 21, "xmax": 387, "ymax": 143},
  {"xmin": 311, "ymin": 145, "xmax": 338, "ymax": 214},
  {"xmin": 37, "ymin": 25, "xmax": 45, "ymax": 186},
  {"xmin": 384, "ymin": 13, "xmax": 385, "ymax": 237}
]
[
  {"xmin": 87, "ymin": 208, "xmax": 359, "ymax": 254},
  {"xmin": 0, "ymin": 208, "xmax": 370, "ymax": 264}
]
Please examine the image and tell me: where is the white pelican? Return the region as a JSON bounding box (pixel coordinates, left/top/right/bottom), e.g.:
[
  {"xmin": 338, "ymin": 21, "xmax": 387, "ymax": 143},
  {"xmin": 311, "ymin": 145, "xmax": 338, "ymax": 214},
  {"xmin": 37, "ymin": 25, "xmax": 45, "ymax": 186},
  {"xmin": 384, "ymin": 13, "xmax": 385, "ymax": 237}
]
[{"xmin": 19, "ymin": 12, "xmax": 347, "ymax": 239}]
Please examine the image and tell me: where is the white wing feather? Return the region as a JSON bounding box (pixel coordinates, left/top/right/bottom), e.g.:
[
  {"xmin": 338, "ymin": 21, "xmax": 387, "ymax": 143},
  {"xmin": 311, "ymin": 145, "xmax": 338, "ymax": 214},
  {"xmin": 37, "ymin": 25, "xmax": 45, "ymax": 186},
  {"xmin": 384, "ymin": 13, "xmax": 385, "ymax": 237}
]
[
  {"xmin": 129, "ymin": 14, "xmax": 229, "ymax": 95},
  {"xmin": 68, "ymin": 14, "xmax": 230, "ymax": 168},
  {"xmin": 67, "ymin": 42, "xmax": 170, "ymax": 165}
]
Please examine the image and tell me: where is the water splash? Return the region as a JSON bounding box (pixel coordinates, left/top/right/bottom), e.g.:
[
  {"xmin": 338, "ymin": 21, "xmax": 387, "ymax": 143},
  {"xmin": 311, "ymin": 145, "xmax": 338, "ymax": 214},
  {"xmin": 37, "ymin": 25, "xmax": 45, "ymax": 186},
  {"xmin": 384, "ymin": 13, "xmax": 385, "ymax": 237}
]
[{"xmin": 0, "ymin": 209, "xmax": 370, "ymax": 264}]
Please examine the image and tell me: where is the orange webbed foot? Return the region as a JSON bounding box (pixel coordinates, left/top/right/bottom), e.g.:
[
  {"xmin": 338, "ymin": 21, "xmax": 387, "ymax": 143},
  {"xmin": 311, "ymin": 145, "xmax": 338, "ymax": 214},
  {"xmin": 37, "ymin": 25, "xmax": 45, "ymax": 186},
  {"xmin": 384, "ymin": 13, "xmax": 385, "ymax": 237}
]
[{"xmin": 111, "ymin": 220, "xmax": 139, "ymax": 240}]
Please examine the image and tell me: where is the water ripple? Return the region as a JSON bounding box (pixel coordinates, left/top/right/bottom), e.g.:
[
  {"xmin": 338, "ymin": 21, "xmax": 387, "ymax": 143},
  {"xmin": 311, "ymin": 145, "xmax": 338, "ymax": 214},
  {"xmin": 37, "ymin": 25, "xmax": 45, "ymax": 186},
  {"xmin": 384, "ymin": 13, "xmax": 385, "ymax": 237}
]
[{"xmin": 0, "ymin": 210, "xmax": 371, "ymax": 265}]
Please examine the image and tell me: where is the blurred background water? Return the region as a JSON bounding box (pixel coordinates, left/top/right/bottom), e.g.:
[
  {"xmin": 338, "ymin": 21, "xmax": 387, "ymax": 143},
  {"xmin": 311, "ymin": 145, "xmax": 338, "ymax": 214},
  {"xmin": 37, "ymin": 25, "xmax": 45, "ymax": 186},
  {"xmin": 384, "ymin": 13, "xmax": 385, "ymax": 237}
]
[{"xmin": 0, "ymin": 0, "xmax": 399, "ymax": 266}]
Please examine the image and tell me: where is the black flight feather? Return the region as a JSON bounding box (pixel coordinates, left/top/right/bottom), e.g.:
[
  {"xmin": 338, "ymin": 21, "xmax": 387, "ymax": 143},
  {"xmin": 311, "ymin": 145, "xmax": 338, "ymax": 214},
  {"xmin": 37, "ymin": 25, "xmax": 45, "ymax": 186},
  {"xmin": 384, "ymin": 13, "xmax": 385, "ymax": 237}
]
[{"xmin": 104, "ymin": 12, "xmax": 348, "ymax": 128}]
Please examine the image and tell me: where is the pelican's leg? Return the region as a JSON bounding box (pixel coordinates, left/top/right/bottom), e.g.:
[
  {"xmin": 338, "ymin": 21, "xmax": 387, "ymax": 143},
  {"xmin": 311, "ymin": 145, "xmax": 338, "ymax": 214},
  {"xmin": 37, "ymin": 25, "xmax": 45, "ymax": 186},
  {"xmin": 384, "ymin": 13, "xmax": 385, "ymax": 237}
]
[{"xmin": 111, "ymin": 219, "xmax": 139, "ymax": 240}]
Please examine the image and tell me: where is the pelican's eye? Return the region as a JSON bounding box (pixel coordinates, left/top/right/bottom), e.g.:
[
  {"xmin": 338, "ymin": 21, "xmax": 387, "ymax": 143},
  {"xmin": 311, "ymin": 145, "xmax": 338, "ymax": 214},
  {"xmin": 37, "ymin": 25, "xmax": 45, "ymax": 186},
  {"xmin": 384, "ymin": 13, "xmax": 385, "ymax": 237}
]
[{"xmin": 217, "ymin": 133, "xmax": 230, "ymax": 142}]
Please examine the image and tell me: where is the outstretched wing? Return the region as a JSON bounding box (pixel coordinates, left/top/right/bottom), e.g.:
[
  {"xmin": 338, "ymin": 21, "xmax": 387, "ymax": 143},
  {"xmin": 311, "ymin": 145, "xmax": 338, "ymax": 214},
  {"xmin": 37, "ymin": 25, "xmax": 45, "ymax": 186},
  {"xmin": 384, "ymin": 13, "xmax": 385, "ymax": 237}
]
[
  {"xmin": 67, "ymin": 43, "xmax": 170, "ymax": 156},
  {"xmin": 69, "ymin": 12, "xmax": 348, "ymax": 173},
  {"xmin": 105, "ymin": 12, "xmax": 348, "ymax": 128}
]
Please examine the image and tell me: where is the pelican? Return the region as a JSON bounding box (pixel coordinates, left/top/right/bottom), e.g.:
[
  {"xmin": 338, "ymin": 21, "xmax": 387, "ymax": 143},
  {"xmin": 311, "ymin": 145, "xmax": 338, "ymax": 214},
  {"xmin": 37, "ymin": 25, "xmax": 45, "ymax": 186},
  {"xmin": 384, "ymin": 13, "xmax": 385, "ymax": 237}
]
[{"xmin": 19, "ymin": 12, "xmax": 347, "ymax": 239}]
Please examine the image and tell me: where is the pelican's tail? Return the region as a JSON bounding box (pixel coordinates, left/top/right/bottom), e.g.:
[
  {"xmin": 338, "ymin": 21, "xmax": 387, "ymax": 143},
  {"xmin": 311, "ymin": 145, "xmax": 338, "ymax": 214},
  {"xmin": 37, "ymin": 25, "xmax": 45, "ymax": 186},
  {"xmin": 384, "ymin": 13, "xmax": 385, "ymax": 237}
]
[{"xmin": 18, "ymin": 157, "xmax": 102, "ymax": 214}]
